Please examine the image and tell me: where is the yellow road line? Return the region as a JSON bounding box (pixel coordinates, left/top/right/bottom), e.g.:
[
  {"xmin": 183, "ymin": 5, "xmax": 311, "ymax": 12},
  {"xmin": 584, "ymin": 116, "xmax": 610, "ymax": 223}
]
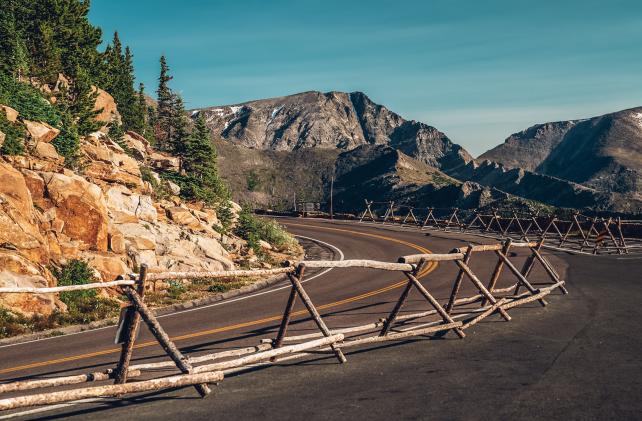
[{"xmin": 0, "ymin": 223, "xmax": 436, "ymax": 376}]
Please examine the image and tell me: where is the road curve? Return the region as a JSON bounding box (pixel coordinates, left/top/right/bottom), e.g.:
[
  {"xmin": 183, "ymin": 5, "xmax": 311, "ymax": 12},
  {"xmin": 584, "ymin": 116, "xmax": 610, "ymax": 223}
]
[{"xmin": 0, "ymin": 218, "xmax": 640, "ymax": 420}]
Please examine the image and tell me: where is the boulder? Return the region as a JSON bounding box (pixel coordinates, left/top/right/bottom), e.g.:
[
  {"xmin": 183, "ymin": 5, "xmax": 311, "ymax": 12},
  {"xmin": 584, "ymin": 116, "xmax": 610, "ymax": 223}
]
[
  {"xmin": 84, "ymin": 161, "xmax": 143, "ymax": 188},
  {"xmin": 192, "ymin": 235, "xmax": 234, "ymax": 270},
  {"xmin": 258, "ymin": 240, "xmax": 272, "ymax": 250},
  {"xmin": 0, "ymin": 251, "xmax": 57, "ymax": 315},
  {"xmin": 149, "ymin": 152, "xmax": 180, "ymax": 172},
  {"xmin": 41, "ymin": 172, "xmax": 109, "ymax": 251},
  {"xmin": 0, "ymin": 162, "xmax": 49, "ymax": 263},
  {"xmin": 166, "ymin": 206, "xmax": 202, "ymax": 230},
  {"xmin": 122, "ymin": 132, "xmax": 150, "ymax": 160},
  {"xmin": 83, "ymin": 252, "xmax": 129, "ymax": 282},
  {"xmin": 81, "ymin": 136, "xmax": 143, "ymax": 187},
  {"xmin": 108, "ymin": 228, "xmax": 126, "ymax": 254},
  {"xmin": 0, "ymin": 130, "xmax": 5, "ymax": 147},
  {"xmin": 117, "ymin": 222, "xmax": 156, "ymax": 251},
  {"xmin": 105, "ymin": 185, "xmax": 157, "ymax": 223},
  {"xmin": 24, "ymin": 120, "xmax": 60, "ymax": 143},
  {"xmin": 167, "ymin": 180, "xmax": 181, "ymax": 195},
  {"xmin": 33, "ymin": 141, "xmax": 64, "ymax": 164},
  {"xmin": 0, "ymin": 105, "xmax": 19, "ymax": 122},
  {"xmin": 92, "ymin": 87, "xmax": 120, "ymax": 132}
]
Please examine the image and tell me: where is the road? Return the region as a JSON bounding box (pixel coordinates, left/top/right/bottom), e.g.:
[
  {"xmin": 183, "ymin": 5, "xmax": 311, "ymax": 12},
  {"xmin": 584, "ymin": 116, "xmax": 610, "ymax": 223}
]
[{"xmin": 0, "ymin": 218, "xmax": 640, "ymax": 420}]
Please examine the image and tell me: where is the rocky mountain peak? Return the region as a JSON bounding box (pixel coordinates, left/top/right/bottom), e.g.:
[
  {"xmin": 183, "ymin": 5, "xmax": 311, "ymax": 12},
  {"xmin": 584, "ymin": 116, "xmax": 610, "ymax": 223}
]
[{"xmin": 191, "ymin": 90, "xmax": 471, "ymax": 173}]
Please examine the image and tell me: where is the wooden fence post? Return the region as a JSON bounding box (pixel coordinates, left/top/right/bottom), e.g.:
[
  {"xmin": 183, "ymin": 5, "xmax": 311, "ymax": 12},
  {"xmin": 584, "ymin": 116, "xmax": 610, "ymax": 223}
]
[{"xmin": 114, "ymin": 264, "xmax": 148, "ymax": 384}]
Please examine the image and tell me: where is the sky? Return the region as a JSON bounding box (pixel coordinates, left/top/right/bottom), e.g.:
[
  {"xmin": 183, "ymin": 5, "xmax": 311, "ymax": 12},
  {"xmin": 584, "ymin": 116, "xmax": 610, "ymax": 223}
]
[{"xmin": 89, "ymin": 0, "xmax": 642, "ymax": 156}]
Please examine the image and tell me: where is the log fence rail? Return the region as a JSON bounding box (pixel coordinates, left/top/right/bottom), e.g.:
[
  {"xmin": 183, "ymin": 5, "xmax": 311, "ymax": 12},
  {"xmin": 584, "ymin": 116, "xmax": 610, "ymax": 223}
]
[
  {"xmin": 358, "ymin": 200, "xmax": 642, "ymax": 255},
  {"xmin": 0, "ymin": 238, "xmax": 567, "ymax": 413}
]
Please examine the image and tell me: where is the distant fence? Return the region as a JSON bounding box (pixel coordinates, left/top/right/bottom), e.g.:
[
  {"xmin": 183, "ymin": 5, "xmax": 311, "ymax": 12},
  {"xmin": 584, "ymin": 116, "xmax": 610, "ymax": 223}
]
[
  {"xmin": 0, "ymin": 238, "xmax": 567, "ymax": 413},
  {"xmin": 358, "ymin": 200, "xmax": 642, "ymax": 255}
]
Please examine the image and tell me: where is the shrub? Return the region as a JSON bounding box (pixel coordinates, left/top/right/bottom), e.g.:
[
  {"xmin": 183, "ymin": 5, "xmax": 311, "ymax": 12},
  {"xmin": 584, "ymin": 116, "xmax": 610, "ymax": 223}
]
[
  {"xmin": 167, "ymin": 280, "xmax": 186, "ymax": 300},
  {"xmin": 234, "ymin": 206, "xmax": 295, "ymax": 254},
  {"xmin": 50, "ymin": 259, "xmax": 98, "ymax": 304},
  {"xmin": 50, "ymin": 259, "xmax": 119, "ymax": 324},
  {"xmin": 0, "ymin": 73, "xmax": 61, "ymax": 126},
  {"xmin": 0, "ymin": 113, "xmax": 25, "ymax": 155},
  {"xmin": 51, "ymin": 111, "xmax": 80, "ymax": 169}
]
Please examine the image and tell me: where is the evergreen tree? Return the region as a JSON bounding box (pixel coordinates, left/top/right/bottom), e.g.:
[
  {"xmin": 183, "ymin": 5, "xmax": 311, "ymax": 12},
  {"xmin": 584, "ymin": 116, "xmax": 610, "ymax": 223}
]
[
  {"xmin": 155, "ymin": 55, "xmax": 173, "ymax": 151},
  {"xmin": 169, "ymin": 92, "xmax": 189, "ymax": 160},
  {"xmin": 65, "ymin": 64, "xmax": 101, "ymax": 136},
  {"xmin": 132, "ymin": 82, "xmax": 149, "ymax": 136},
  {"xmin": 183, "ymin": 114, "xmax": 227, "ymax": 204}
]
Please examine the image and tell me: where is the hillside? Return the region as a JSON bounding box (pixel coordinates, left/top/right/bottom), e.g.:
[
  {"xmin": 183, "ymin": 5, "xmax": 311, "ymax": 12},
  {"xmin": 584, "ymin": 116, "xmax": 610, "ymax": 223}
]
[
  {"xmin": 478, "ymin": 107, "xmax": 642, "ymax": 209},
  {"xmin": 479, "ymin": 120, "xmax": 577, "ymax": 171}
]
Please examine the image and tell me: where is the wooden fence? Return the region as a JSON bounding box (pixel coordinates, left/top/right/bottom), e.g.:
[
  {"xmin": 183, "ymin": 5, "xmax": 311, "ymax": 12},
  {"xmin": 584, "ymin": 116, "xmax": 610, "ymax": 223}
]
[
  {"xmin": 0, "ymin": 238, "xmax": 567, "ymax": 413},
  {"xmin": 359, "ymin": 200, "xmax": 642, "ymax": 255}
]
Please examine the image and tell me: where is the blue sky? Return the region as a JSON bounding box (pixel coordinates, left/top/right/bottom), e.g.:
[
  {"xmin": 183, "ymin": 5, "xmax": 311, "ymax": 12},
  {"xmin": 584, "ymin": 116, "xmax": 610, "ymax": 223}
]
[{"xmin": 89, "ymin": 0, "xmax": 642, "ymax": 156}]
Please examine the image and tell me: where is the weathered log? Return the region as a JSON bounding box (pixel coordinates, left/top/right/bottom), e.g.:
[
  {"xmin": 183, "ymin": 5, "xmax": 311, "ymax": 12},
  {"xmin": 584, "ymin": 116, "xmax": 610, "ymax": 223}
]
[
  {"xmin": 454, "ymin": 260, "xmax": 512, "ymax": 321},
  {"xmin": 287, "ymin": 265, "xmax": 347, "ymax": 363},
  {"xmin": 500, "ymin": 288, "xmax": 554, "ymax": 311},
  {"xmin": 0, "ymin": 280, "xmax": 134, "ymax": 294},
  {"xmin": 494, "ymin": 250, "xmax": 547, "ymax": 307},
  {"xmin": 482, "ymin": 239, "xmax": 512, "ymax": 306},
  {"xmin": 397, "ymin": 253, "xmax": 464, "ymax": 264},
  {"xmin": 272, "ymin": 265, "xmax": 305, "ymax": 358},
  {"xmin": 379, "ymin": 259, "xmax": 427, "ymax": 336},
  {"xmin": 125, "ymin": 289, "xmax": 211, "ymax": 397},
  {"xmin": 301, "ymin": 259, "xmax": 414, "ymax": 271},
  {"xmin": 193, "ymin": 334, "xmax": 344, "ymax": 373},
  {"xmin": 114, "ymin": 265, "xmax": 147, "ymax": 384},
  {"xmin": 339, "ymin": 322, "xmax": 463, "ymax": 348},
  {"xmin": 0, "ymin": 371, "xmax": 224, "ymax": 411},
  {"xmin": 403, "ymin": 271, "xmax": 466, "ymax": 338},
  {"xmin": 128, "ymin": 343, "xmax": 274, "ymax": 371},
  {"xmin": 445, "ymin": 246, "xmax": 473, "ymax": 313},
  {"xmin": 0, "ymin": 369, "xmax": 142, "ymax": 394},
  {"xmin": 144, "ymin": 266, "xmax": 294, "ymax": 281},
  {"xmin": 461, "ymin": 299, "xmax": 508, "ymax": 330}
]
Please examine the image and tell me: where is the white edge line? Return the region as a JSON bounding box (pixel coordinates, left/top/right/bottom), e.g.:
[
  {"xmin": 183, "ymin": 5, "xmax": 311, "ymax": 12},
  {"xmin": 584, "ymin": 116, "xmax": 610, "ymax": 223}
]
[{"xmin": 0, "ymin": 235, "xmax": 345, "ymax": 350}]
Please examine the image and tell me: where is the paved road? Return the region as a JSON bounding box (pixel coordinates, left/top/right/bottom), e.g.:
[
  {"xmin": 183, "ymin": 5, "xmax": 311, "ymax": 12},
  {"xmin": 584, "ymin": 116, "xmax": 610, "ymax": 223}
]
[{"xmin": 0, "ymin": 219, "xmax": 640, "ymax": 420}]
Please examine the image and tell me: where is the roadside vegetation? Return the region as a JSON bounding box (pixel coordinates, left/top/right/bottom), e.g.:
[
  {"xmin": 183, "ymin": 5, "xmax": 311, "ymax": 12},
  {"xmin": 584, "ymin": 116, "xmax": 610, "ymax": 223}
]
[{"xmin": 0, "ymin": 260, "xmax": 120, "ymax": 339}]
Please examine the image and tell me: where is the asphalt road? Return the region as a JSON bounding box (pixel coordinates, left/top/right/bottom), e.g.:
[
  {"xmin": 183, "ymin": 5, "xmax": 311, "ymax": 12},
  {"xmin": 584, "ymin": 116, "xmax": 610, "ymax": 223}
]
[{"xmin": 0, "ymin": 218, "xmax": 640, "ymax": 420}]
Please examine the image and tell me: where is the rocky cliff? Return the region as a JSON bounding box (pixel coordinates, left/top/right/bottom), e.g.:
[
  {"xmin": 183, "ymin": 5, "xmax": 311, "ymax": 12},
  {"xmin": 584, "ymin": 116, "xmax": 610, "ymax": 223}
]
[{"xmin": 0, "ymin": 95, "xmax": 280, "ymax": 316}]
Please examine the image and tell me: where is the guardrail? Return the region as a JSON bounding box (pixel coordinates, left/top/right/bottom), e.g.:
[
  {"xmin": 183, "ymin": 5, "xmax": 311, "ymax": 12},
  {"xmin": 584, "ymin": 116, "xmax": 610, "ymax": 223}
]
[
  {"xmin": 0, "ymin": 238, "xmax": 567, "ymax": 413},
  {"xmin": 358, "ymin": 200, "xmax": 642, "ymax": 254}
]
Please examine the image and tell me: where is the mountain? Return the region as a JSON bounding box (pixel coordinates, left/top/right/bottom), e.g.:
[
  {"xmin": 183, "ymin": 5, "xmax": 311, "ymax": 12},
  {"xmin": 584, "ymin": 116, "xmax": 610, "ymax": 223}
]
[
  {"xmin": 196, "ymin": 91, "xmax": 642, "ymax": 214},
  {"xmin": 191, "ymin": 91, "xmax": 473, "ymax": 173},
  {"xmin": 479, "ymin": 120, "xmax": 577, "ymax": 171},
  {"xmin": 479, "ymin": 106, "xmax": 642, "ymax": 207}
]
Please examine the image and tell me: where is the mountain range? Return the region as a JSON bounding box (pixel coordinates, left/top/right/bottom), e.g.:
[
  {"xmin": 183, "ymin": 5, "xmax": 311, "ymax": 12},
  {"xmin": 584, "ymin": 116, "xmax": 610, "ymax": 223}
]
[{"xmin": 191, "ymin": 92, "xmax": 642, "ymax": 214}]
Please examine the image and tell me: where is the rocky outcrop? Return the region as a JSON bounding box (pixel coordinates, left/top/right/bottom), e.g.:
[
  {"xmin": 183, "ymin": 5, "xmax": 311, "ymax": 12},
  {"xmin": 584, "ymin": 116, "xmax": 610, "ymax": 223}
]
[
  {"xmin": 92, "ymin": 87, "xmax": 120, "ymax": 131},
  {"xmin": 24, "ymin": 120, "xmax": 60, "ymax": 144},
  {"xmin": 41, "ymin": 171, "xmax": 110, "ymax": 251},
  {"xmin": 0, "ymin": 162, "xmax": 49, "ymax": 263}
]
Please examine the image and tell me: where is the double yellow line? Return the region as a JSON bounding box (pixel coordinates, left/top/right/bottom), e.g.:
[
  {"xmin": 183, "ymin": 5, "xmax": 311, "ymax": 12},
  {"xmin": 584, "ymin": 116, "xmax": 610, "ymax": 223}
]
[{"xmin": 0, "ymin": 223, "xmax": 436, "ymax": 376}]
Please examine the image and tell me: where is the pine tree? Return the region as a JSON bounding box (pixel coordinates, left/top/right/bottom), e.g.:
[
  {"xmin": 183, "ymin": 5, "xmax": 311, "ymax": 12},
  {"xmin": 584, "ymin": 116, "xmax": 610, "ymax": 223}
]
[
  {"xmin": 183, "ymin": 114, "xmax": 227, "ymax": 204},
  {"xmin": 169, "ymin": 92, "xmax": 188, "ymax": 160},
  {"xmin": 66, "ymin": 64, "xmax": 101, "ymax": 136},
  {"xmin": 130, "ymin": 82, "xmax": 148, "ymax": 135},
  {"xmin": 155, "ymin": 55, "xmax": 173, "ymax": 151}
]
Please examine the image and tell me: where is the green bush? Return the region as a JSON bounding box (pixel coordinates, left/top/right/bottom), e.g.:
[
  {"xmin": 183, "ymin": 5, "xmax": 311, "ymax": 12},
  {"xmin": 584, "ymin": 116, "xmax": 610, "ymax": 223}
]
[
  {"xmin": 50, "ymin": 259, "xmax": 119, "ymax": 324},
  {"xmin": 167, "ymin": 280, "xmax": 186, "ymax": 300},
  {"xmin": 234, "ymin": 206, "xmax": 295, "ymax": 254},
  {"xmin": 0, "ymin": 73, "xmax": 61, "ymax": 126},
  {"xmin": 0, "ymin": 113, "xmax": 25, "ymax": 155},
  {"xmin": 161, "ymin": 170, "xmax": 229, "ymax": 206},
  {"xmin": 50, "ymin": 259, "xmax": 98, "ymax": 304}
]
